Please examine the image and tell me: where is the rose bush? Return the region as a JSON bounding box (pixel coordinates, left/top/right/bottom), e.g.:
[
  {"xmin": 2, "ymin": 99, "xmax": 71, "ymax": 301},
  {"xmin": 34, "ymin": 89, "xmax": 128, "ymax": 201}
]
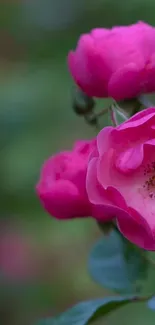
[
  {"xmin": 86, "ymin": 107, "xmax": 155, "ymax": 250},
  {"xmin": 35, "ymin": 20, "xmax": 155, "ymax": 325},
  {"xmin": 36, "ymin": 139, "xmax": 108, "ymax": 220},
  {"xmin": 68, "ymin": 21, "xmax": 155, "ymax": 100}
]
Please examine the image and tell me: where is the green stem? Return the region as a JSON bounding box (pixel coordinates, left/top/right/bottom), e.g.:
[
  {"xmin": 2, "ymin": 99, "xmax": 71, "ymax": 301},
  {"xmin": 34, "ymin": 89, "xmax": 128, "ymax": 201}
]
[
  {"xmin": 95, "ymin": 107, "xmax": 109, "ymax": 118},
  {"xmin": 141, "ymin": 252, "xmax": 155, "ymax": 269},
  {"xmin": 109, "ymin": 105, "xmax": 118, "ymax": 126}
]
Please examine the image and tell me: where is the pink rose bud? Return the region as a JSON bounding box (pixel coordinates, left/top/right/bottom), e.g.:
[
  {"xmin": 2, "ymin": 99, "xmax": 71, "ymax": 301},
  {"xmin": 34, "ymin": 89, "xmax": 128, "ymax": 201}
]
[
  {"xmin": 86, "ymin": 107, "xmax": 155, "ymax": 250},
  {"xmin": 36, "ymin": 139, "xmax": 109, "ymax": 220},
  {"xmin": 68, "ymin": 21, "xmax": 155, "ymax": 100}
]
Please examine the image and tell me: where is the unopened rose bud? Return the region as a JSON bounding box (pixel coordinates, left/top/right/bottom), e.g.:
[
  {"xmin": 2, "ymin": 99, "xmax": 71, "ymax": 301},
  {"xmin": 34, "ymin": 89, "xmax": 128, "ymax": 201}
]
[{"xmin": 68, "ymin": 22, "xmax": 155, "ymax": 101}]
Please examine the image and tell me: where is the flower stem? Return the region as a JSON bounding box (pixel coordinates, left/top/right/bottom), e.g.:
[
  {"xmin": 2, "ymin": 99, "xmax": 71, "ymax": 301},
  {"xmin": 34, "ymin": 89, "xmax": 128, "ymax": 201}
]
[
  {"xmin": 109, "ymin": 105, "xmax": 118, "ymax": 126},
  {"xmin": 95, "ymin": 107, "xmax": 109, "ymax": 118},
  {"xmin": 142, "ymin": 253, "xmax": 155, "ymax": 268}
]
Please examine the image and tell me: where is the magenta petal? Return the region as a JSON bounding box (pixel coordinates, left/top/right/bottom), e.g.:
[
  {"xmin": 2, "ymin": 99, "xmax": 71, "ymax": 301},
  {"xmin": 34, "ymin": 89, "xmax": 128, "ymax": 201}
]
[
  {"xmin": 68, "ymin": 35, "xmax": 109, "ymax": 97},
  {"xmin": 86, "ymin": 158, "xmax": 115, "ymax": 220},
  {"xmin": 97, "ymin": 126, "xmax": 114, "ymax": 155},
  {"xmin": 143, "ymin": 54, "xmax": 155, "ymax": 92},
  {"xmin": 117, "ymin": 207, "xmax": 155, "ymax": 250},
  {"xmin": 67, "ymin": 45, "xmax": 94, "ymax": 96},
  {"xmin": 86, "ymin": 158, "xmax": 111, "ymax": 205},
  {"xmin": 108, "ymin": 63, "xmax": 141, "ymax": 100},
  {"xmin": 90, "ymin": 28, "xmax": 110, "ymax": 39},
  {"xmin": 106, "ymin": 186, "xmax": 127, "ymax": 210},
  {"xmin": 115, "ymin": 144, "xmax": 144, "ymax": 174},
  {"xmin": 39, "ymin": 153, "xmax": 69, "ymax": 181},
  {"xmin": 145, "ymin": 138, "xmax": 155, "ymax": 146},
  {"xmin": 86, "ymin": 158, "xmax": 128, "ymax": 221},
  {"xmin": 89, "ymin": 147, "xmax": 99, "ymax": 161},
  {"xmin": 37, "ymin": 179, "xmax": 90, "ymax": 219},
  {"xmin": 68, "ymin": 51, "xmax": 80, "ymax": 86},
  {"xmin": 118, "ymin": 107, "xmax": 155, "ymax": 131}
]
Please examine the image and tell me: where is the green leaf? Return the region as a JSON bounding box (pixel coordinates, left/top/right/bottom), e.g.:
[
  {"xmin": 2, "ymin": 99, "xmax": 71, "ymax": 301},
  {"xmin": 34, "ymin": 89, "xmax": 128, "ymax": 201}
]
[
  {"xmin": 88, "ymin": 230, "xmax": 148, "ymax": 292},
  {"xmin": 123, "ymin": 240, "xmax": 148, "ymax": 281},
  {"xmin": 112, "ymin": 105, "xmax": 128, "ymax": 124},
  {"xmin": 147, "ymin": 296, "xmax": 155, "ymax": 311},
  {"xmin": 35, "ymin": 295, "xmax": 136, "ymax": 325}
]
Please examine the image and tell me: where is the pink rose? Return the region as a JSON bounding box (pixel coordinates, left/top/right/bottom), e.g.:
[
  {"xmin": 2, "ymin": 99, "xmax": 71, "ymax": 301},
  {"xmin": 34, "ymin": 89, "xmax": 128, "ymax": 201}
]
[
  {"xmin": 36, "ymin": 139, "xmax": 107, "ymax": 220},
  {"xmin": 68, "ymin": 21, "xmax": 155, "ymax": 100},
  {"xmin": 86, "ymin": 108, "xmax": 155, "ymax": 250}
]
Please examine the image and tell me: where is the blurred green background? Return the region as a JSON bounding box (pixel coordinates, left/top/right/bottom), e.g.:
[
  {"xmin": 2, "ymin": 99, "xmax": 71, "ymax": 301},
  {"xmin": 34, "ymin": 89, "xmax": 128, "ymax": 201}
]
[{"xmin": 1, "ymin": 1, "xmax": 155, "ymax": 324}]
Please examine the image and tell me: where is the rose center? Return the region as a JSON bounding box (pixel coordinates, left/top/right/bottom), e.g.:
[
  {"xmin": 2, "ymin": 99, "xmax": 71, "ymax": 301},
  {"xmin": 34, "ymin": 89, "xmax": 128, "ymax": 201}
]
[{"xmin": 143, "ymin": 161, "xmax": 155, "ymax": 198}]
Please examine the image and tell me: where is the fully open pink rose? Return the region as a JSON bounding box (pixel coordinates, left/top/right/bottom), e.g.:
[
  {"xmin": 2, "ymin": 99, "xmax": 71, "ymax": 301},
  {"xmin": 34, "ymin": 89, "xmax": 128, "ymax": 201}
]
[
  {"xmin": 68, "ymin": 21, "xmax": 155, "ymax": 100},
  {"xmin": 36, "ymin": 139, "xmax": 106, "ymax": 220},
  {"xmin": 86, "ymin": 108, "xmax": 155, "ymax": 250}
]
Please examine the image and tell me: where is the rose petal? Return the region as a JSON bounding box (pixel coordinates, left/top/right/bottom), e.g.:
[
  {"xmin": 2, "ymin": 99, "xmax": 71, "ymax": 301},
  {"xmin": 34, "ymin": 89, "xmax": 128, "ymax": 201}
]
[
  {"xmin": 118, "ymin": 107, "xmax": 155, "ymax": 131},
  {"xmin": 37, "ymin": 179, "xmax": 90, "ymax": 219},
  {"xmin": 97, "ymin": 126, "xmax": 114, "ymax": 155},
  {"xmin": 108, "ymin": 63, "xmax": 141, "ymax": 100},
  {"xmin": 117, "ymin": 207, "xmax": 155, "ymax": 250},
  {"xmin": 115, "ymin": 144, "xmax": 144, "ymax": 174}
]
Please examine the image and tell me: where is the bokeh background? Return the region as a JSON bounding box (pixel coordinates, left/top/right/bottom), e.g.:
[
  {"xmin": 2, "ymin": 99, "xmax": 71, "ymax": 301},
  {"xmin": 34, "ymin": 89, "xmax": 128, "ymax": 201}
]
[{"xmin": 1, "ymin": 1, "xmax": 155, "ymax": 324}]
